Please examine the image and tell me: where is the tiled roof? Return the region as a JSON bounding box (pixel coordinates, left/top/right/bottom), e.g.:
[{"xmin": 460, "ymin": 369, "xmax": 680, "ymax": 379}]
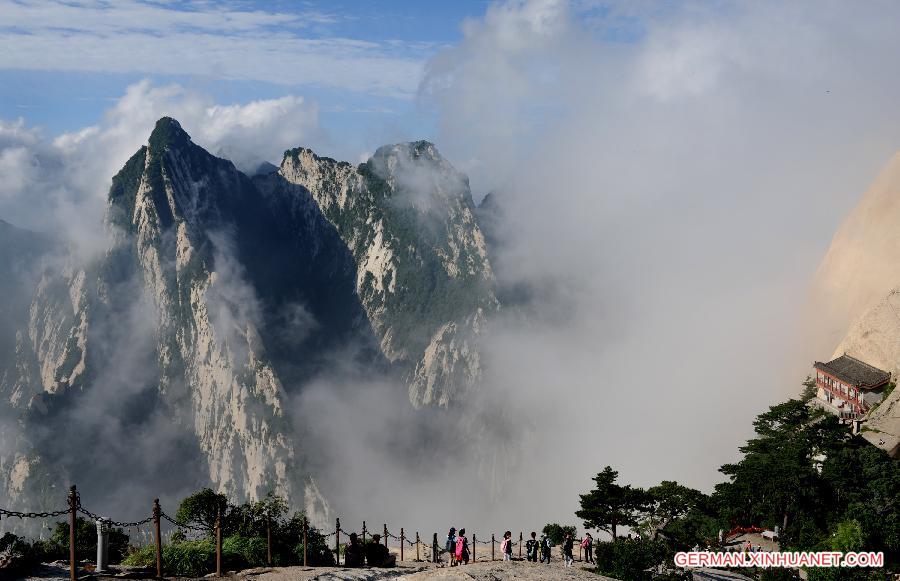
[{"xmin": 814, "ymin": 354, "xmax": 891, "ymax": 389}]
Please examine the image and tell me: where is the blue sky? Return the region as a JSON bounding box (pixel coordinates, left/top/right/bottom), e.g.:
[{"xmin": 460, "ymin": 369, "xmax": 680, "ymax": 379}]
[
  {"xmin": 7, "ymin": 0, "xmax": 900, "ymax": 512},
  {"xmin": 0, "ymin": 0, "xmax": 496, "ymax": 157}
]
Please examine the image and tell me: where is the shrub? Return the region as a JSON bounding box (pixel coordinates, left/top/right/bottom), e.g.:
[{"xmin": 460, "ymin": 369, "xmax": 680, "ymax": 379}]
[
  {"xmin": 33, "ymin": 518, "xmax": 129, "ymax": 563},
  {"xmin": 222, "ymin": 535, "xmax": 267, "ymax": 569},
  {"xmin": 592, "ymin": 538, "xmax": 669, "ymax": 581},
  {"xmin": 123, "ymin": 539, "xmax": 215, "ymax": 577}
]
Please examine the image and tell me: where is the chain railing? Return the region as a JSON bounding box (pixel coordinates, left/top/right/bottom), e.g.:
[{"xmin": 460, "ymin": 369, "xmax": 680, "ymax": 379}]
[
  {"xmin": 159, "ymin": 510, "xmax": 212, "ymax": 533},
  {"xmin": 0, "ymin": 507, "xmax": 70, "ymax": 519},
  {"xmin": 0, "ymin": 485, "xmax": 588, "ymax": 577}
]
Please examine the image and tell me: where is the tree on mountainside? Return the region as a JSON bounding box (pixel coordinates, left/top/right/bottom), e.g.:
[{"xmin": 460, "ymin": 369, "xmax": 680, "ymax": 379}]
[
  {"xmin": 638, "ymin": 481, "xmax": 717, "ymax": 549},
  {"xmin": 175, "ymin": 487, "xmax": 229, "ymax": 532},
  {"xmin": 713, "ymin": 399, "xmax": 848, "ymax": 541},
  {"xmin": 577, "ymin": 388, "xmax": 900, "ymax": 578},
  {"xmin": 542, "ymin": 523, "xmax": 577, "ymax": 545},
  {"xmin": 577, "ymin": 466, "xmax": 651, "ymax": 540}
]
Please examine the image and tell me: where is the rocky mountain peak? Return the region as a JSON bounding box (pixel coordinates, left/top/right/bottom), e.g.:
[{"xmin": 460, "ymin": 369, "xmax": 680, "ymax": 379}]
[
  {"xmin": 0, "ymin": 123, "xmax": 499, "ymax": 522},
  {"xmin": 148, "ymin": 116, "xmax": 192, "ymax": 154}
]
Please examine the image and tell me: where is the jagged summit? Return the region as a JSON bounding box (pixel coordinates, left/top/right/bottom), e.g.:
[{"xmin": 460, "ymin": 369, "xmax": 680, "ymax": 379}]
[
  {"xmin": 0, "ymin": 127, "xmax": 498, "ymax": 521},
  {"xmin": 148, "ymin": 116, "xmax": 192, "ymax": 152},
  {"xmin": 371, "ymin": 140, "xmax": 439, "ymax": 161},
  {"xmin": 279, "ymin": 138, "xmax": 496, "ymax": 407}
]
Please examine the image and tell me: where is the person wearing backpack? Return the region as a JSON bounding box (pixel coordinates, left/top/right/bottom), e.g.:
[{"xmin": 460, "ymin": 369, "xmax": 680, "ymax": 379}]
[
  {"xmin": 525, "ymin": 532, "xmax": 539, "ymax": 562},
  {"xmin": 540, "ymin": 533, "xmax": 553, "ymax": 563},
  {"xmin": 445, "ymin": 527, "xmax": 457, "ymax": 567},
  {"xmin": 456, "ymin": 528, "xmax": 470, "ymax": 565},
  {"xmin": 581, "ymin": 533, "xmax": 594, "ymax": 564},
  {"xmin": 581, "ymin": 533, "xmax": 593, "ymax": 564},
  {"xmin": 501, "ymin": 531, "xmax": 513, "ymax": 561}
]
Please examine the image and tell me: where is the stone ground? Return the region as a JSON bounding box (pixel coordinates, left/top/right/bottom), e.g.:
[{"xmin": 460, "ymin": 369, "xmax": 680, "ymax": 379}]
[
  {"xmin": 14, "ymin": 557, "xmax": 619, "ymax": 581},
  {"xmin": 234, "ymin": 557, "xmax": 619, "ymax": 581},
  {"xmin": 15, "ymin": 556, "xmax": 760, "ymax": 580}
]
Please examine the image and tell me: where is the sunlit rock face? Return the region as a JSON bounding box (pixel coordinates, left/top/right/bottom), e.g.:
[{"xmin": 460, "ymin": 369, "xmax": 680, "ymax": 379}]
[
  {"xmin": 812, "ymin": 153, "xmax": 900, "ymax": 457},
  {"xmin": 0, "ymin": 118, "xmax": 498, "ymax": 520},
  {"xmin": 279, "ymin": 141, "xmax": 498, "ymax": 408},
  {"xmin": 812, "ymin": 153, "xmax": 900, "ymax": 351}
]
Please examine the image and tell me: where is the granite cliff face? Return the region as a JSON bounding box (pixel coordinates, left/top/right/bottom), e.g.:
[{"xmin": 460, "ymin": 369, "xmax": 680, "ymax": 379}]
[
  {"xmin": 0, "ymin": 118, "xmax": 497, "ymax": 517},
  {"xmin": 278, "ymin": 142, "xmax": 498, "ymax": 407},
  {"xmin": 812, "ymin": 153, "xmax": 900, "ymax": 350},
  {"xmin": 812, "ymin": 153, "xmax": 900, "ymax": 456}
]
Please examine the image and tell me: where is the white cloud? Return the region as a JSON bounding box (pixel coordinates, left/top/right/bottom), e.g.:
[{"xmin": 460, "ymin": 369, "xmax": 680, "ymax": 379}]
[
  {"xmin": 416, "ymin": 0, "xmax": 900, "ymax": 534},
  {"xmin": 0, "ymin": 80, "xmax": 320, "ymax": 256},
  {"xmin": 0, "ymin": 0, "xmax": 425, "ymax": 98}
]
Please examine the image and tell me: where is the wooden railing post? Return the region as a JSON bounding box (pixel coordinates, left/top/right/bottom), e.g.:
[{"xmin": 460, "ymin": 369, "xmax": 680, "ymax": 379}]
[
  {"xmin": 303, "ymin": 517, "xmax": 308, "ymax": 566},
  {"xmin": 400, "ymin": 528, "xmax": 405, "ymax": 562},
  {"xmin": 68, "ymin": 485, "xmax": 77, "ymax": 581},
  {"xmin": 492, "ymin": 534, "xmax": 495, "ymax": 561},
  {"xmin": 266, "ymin": 514, "xmax": 272, "ymax": 566},
  {"xmin": 215, "ymin": 507, "xmax": 222, "ymax": 577},
  {"xmin": 432, "ymin": 533, "xmax": 438, "ymax": 563},
  {"xmin": 362, "ymin": 521, "xmax": 367, "ymax": 545},
  {"xmin": 472, "ymin": 533, "xmax": 476, "ymax": 563},
  {"xmin": 335, "ymin": 518, "xmax": 341, "ymax": 566},
  {"xmin": 415, "ymin": 532, "xmax": 420, "ymax": 561},
  {"xmin": 519, "ymin": 532, "xmax": 523, "ymax": 559},
  {"xmin": 153, "ymin": 499, "xmax": 162, "ymax": 578},
  {"xmin": 383, "ymin": 523, "xmax": 388, "ymax": 548}
]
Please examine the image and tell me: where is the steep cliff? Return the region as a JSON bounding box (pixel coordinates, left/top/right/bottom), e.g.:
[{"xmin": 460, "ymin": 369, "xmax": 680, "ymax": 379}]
[
  {"xmin": 0, "ymin": 118, "xmax": 498, "ymax": 517},
  {"xmin": 812, "ymin": 153, "xmax": 900, "ymax": 456},
  {"xmin": 812, "ymin": 153, "xmax": 900, "ymax": 349},
  {"xmin": 278, "ymin": 142, "xmax": 498, "ymax": 407}
]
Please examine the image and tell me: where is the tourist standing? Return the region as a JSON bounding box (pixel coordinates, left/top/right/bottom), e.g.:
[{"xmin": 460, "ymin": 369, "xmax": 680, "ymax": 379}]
[
  {"xmin": 502, "ymin": 531, "xmax": 513, "ymax": 561},
  {"xmin": 582, "ymin": 533, "xmax": 594, "ymax": 564},
  {"xmin": 456, "ymin": 528, "xmax": 470, "ymax": 565},
  {"xmin": 540, "ymin": 533, "xmax": 553, "ymax": 563},
  {"xmin": 526, "ymin": 532, "xmax": 539, "ymax": 562},
  {"xmin": 563, "ymin": 533, "xmax": 574, "ymax": 567},
  {"xmin": 445, "ymin": 527, "xmax": 457, "ymax": 567}
]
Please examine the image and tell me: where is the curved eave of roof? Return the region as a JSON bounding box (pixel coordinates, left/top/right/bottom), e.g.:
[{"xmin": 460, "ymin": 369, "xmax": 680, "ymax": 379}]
[{"xmin": 814, "ymin": 356, "xmax": 891, "ymax": 389}]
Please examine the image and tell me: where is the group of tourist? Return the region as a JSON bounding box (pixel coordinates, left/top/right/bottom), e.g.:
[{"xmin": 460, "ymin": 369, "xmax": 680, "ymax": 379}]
[
  {"xmin": 340, "ymin": 526, "xmax": 598, "ymax": 569},
  {"xmin": 342, "ymin": 533, "xmax": 397, "ymax": 568},
  {"xmin": 443, "ymin": 527, "xmax": 595, "ymax": 568}
]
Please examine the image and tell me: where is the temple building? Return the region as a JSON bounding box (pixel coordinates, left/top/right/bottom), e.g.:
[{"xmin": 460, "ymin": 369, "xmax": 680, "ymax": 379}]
[{"xmin": 813, "ymin": 354, "xmax": 891, "ymax": 426}]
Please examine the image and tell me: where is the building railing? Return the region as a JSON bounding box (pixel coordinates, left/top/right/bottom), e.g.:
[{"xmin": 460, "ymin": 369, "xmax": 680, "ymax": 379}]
[{"xmin": 815, "ymin": 378, "xmax": 865, "ymax": 412}]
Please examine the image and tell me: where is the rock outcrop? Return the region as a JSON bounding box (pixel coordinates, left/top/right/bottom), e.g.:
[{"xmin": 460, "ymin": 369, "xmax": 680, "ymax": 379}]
[
  {"xmin": 278, "ymin": 142, "xmax": 498, "ymax": 407},
  {"xmin": 812, "ymin": 153, "xmax": 900, "ymax": 456},
  {"xmin": 0, "ymin": 118, "xmax": 498, "ymax": 517}
]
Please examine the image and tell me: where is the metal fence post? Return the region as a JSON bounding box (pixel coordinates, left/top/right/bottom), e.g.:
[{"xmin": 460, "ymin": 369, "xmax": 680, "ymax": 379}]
[
  {"xmin": 362, "ymin": 521, "xmax": 367, "ymax": 545},
  {"xmin": 432, "ymin": 533, "xmax": 438, "ymax": 563},
  {"xmin": 384, "ymin": 523, "xmax": 388, "ymax": 548},
  {"xmin": 519, "ymin": 532, "xmax": 523, "ymax": 559},
  {"xmin": 335, "ymin": 518, "xmax": 341, "ymax": 566},
  {"xmin": 95, "ymin": 518, "xmax": 109, "ymax": 572},
  {"xmin": 492, "ymin": 534, "xmax": 495, "ymax": 561},
  {"xmin": 68, "ymin": 485, "xmax": 77, "ymax": 581},
  {"xmin": 400, "ymin": 528, "xmax": 404, "ymax": 562},
  {"xmin": 472, "ymin": 533, "xmax": 476, "ymax": 563},
  {"xmin": 153, "ymin": 499, "xmax": 162, "ymax": 578},
  {"xmin": 215, "ymin": 507, "xmax": 222, "ymax": 577}
]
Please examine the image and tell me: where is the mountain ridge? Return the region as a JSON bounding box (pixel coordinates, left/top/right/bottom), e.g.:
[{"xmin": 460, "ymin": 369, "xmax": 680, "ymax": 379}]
[{"xmin": 0, "ymin": 118, "xmax": 499, "ymax": 522}]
